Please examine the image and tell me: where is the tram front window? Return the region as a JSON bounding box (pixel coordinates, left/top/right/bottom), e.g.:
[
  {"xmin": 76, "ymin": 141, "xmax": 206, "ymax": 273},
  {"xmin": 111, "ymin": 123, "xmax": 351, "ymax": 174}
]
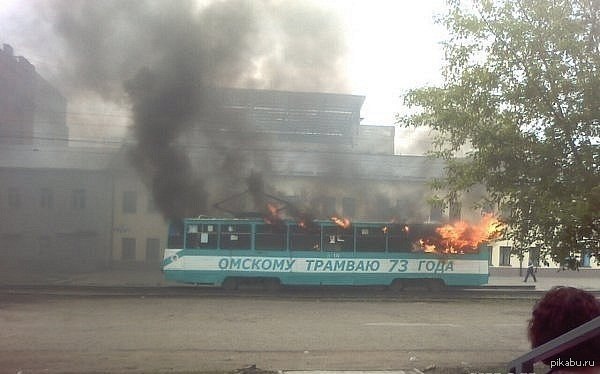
[
  {"xmin": 185, "ymin": 223, "xmax": 218, "ymax": 249},
  {"xmin": 167, "ymin": 222, "xmax": 184, "ymax": 248}
]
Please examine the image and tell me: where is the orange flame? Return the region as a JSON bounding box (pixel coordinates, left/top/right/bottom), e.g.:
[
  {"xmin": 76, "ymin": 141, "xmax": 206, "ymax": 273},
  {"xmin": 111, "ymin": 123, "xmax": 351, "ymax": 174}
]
[
  {"xmin": 267, "ymin": 203, "xmax": 278, "ymax": 216},
  {"xmin": 295, "ymin": 212, "xmax": 316, "ymax": 231},
  {"xmin": 419, "ymin": 214, "xmax": 505, "ymax": 254},
  {"xmin": 263, "ymin": 203, "xmax": 283, "ymax": 225},
  {"xmin": 419, "ymin": 239, "xmax": 438, "ymax": 253},
  {"xmin": 331, "ymin": 216, "xmax": 351, "ymax": 229}
]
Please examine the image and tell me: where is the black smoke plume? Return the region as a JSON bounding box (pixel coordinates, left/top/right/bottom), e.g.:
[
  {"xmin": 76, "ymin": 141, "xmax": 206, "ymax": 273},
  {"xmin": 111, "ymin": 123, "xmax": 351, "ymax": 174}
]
[{"xmin": 44, "ymin": 0, "xmax": 348, "ymax": 221}]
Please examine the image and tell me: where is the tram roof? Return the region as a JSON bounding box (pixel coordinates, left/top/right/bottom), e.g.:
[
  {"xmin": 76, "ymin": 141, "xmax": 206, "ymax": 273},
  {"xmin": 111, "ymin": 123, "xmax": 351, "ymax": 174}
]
[{"xmin": 183, "ymin": 216, "xmax": 438, "ymax": 226}]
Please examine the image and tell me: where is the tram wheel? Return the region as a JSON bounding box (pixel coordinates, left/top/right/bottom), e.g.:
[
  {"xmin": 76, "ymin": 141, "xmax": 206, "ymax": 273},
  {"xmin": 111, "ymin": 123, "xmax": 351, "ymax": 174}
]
[
  {"xmin": 389, "ymin": 279, "xmax": 405, "ymax": 292},
  {"xmin": 222, "ymin": 277, "xmax": 238, "ymax": 290},
  {"xmin": 427, "ymin": 279, "xmax": 446, "ymax": 292},
  {"xmin": 263, "ymin": 278, "xmax": 282, "ymax": 292}
]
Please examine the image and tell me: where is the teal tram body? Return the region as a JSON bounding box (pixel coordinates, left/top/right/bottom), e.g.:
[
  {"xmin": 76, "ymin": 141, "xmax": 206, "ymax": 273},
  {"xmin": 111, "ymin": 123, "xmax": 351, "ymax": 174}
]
[{"xmin": 162, "ymin": 217, "xmax": 489, "ymax": 289}]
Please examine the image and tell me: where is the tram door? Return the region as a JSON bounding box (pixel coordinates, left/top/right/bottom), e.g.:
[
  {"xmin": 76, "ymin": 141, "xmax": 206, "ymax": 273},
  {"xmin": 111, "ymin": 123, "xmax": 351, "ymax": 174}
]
[
  {"xmin": 221, "ymin": 223, "xmax": 252, "ymax": 258},
  {"xmin": 254, "ymin": 223, "xmax": 289, "ymax": 275},
  {"xmin": 320, "ymin": 225, "xmax": 354, "ymax": 284},
  {"xmin": 322, "ymin": 225, "xmax": 354, "ymax": 254}
]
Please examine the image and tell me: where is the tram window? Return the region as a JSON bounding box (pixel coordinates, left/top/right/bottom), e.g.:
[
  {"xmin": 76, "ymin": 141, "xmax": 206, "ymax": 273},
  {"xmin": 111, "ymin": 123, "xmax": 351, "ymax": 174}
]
[
  {"xmin": 220, "ymin": 224, "xmax": 251, "ymax": 250},
  {"xmin": 255, "ymin": 224, "xmax": 286, "ymax": 251},
  {"xmin": 410, "ymin": 224, "xmax": 438, "ymax": 250},
  {"xmin": 323, "ymin": 226, "xmax": 353, "ymax": 252},
  {"xmin": 185, "ymin": 223, "xmax": 218, "ymax": 249},
  {"xmin": 356, "ymin": 226, "xmax": 386, "ymax": 252},
  {"xmin": 387, "ymin": 224, "xmax": 412, "ymax": 252},
  {"xmin": 290, "ymin": 225, "xmax": 321, "ymax": 251}
]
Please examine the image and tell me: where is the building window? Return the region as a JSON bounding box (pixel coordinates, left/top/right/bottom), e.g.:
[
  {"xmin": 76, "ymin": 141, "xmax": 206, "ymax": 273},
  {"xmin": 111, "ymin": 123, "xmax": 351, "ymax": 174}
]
[
  {"xmin": 122, "ymin": 238, "xmax": 136, "ymax": 260},
  {"xmin": 146, "ymin": 238, "xmax": 160, "ymax": 261},
  {"xmin": 500, "ymin": 246, "xmax": 512, "ymax": 266},
  {"xmin": 72, "ymin": 189, "xmax": 86, "ymax": 209},
  {"xmin": 40, "ymin": 188, "xmax": 53, "ymax": 209},
  {"xmin": 430, "ymin": 203, "xmax": 443, "ymax": 222},
  {"xmin": 483, "ymin": 245, "xmax": 493, "ymax": 266},
  {"xmin": 123, "ymin": 191, "xmax": 137, "ymax": 214},
  {"xmin": 449, "ymin": 200, "xmax": 461, "ymax": 221},
  {"xmin": 147, "ymin": 197, "xmax": 157, "ymax": 213},
  {"xmin": 8, "ymin": 188, "xmax": 21, "ymax": 209}
]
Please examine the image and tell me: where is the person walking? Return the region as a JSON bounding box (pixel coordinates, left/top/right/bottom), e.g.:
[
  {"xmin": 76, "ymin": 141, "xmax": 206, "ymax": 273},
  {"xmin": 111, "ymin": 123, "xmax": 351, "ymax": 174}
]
[{"xmin": 524, "ymin": 259, "xmax": 537, "ymax": 283}]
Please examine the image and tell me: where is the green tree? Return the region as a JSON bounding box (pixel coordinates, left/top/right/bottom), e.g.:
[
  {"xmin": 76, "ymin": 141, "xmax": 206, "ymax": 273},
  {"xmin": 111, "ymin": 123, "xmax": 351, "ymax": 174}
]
[{"xmin": 400, "ymin": 0, "xmax": 599, "ymax": 266}]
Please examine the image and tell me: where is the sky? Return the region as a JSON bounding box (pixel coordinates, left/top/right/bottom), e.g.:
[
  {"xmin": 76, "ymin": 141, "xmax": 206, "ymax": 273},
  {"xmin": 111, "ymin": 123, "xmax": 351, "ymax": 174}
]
[
  {"xmin": 0, "ymin": 0, "xmax": 448, "ymax": 154},
  {"xmin": 331, "ymin": 1, "xmax": 447, "ymax": 124}
]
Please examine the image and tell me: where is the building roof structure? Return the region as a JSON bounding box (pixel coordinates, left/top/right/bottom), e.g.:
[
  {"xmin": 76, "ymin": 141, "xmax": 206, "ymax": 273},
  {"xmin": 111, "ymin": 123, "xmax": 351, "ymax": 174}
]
[
  {"xmin": 0, "ymin": 43, "xmax": 68, "ymax": 147},
  {"xmin": 213, "ymin": 87, "xmax": 364, "ymax": 137}
]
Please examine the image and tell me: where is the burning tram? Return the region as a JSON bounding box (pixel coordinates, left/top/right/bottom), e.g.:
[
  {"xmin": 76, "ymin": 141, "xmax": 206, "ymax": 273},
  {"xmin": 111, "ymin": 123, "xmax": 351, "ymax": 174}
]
[{"xmin": 162, "ymin": 215, "xmax": 500, "ymax": 290}]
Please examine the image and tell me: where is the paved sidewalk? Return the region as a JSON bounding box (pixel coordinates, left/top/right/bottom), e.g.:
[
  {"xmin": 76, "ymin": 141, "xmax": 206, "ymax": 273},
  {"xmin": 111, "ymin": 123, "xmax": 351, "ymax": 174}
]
[
  {"xmin": 284, "ymin": 371, "xmax": 417, "ymax": 374},
  {"xmin": 488, "ymin": 267, "xmax": 599, "ymax": 291},
  {"xmin": 487, "ymin": 274, "xmax": 599, "ymax": 292}
]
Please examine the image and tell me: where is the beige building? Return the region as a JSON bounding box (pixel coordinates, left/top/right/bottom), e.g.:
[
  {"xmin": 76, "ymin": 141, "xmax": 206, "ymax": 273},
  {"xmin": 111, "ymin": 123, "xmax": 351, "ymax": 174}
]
[
  {"xmin": 110, "ymin": 167, "xmax": 167, "ymax": 264},
  {"xmin": 0, "ymin": 145, "xmax": 114, "ymax": 270},
  {"xmin": 486, "ymin": 240, "xmax": 599, "ymax": 270}
]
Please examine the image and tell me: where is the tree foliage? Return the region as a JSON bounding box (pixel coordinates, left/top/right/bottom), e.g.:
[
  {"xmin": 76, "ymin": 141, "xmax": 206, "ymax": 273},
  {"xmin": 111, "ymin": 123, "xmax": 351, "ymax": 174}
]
[{"xmin": 401, "ymin": 0, "xmax": 600, "ymax": 265}]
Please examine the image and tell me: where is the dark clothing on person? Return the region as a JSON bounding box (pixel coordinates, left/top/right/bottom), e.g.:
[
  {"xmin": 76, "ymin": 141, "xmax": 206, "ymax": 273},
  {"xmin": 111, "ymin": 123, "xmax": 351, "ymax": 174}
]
[{"xmin": 524, "ymin": 261, "xmax": 537, "ymax": 282}]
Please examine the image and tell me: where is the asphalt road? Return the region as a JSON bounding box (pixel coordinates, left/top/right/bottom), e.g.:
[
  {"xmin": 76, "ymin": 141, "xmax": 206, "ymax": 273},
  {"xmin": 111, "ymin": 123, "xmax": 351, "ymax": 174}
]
[{"xmin": 0, "ymin": 294, "xmax": 537, "ymax": 374}]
